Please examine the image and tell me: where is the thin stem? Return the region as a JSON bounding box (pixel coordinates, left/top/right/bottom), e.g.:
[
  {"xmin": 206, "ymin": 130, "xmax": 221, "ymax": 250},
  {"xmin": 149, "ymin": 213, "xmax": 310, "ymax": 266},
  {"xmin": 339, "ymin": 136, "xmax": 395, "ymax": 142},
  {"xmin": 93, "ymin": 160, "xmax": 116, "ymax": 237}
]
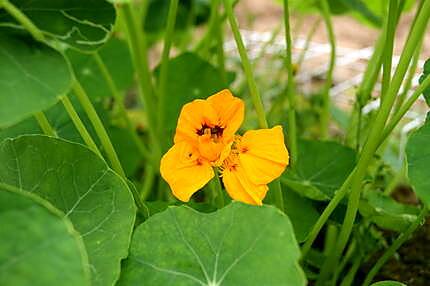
[
  {"xmin": 319, "ymin": 0, "xmax": 336, "ymax": 139},
  {"xmin": 317, "ymin": 3, "xmax": 430, "ymax": 282},
  {"xmin": 295, "ymin": 18, "xmax": 321, "ymax": 70},
  {"xmin": 380, "ymin": 0, "xmax": 398, "ymax": 103},
  {"xmin": 72, "ymin": 80, "xmax": 126, "ymax": 178},
  {"xmin": 362, "ymin": 207, "xmax": 428, "ymax": 286},
  {"xmin": 272, "ymin": 180, "xmax": 284, "ymax": 212},
  {"xmin": 209, "ymin": 172, "xmax": 225, "ymax": 209},
  {"xmin": 157, "ymin": 0, "xmax": 179, "ymax": 146},
  {"xmin": 323, "ymin": 224, "xmax": 338, "ymax": 255},
  {"xmin": 60, "ymin": 95, "xmax": 102, "ymax": 157},
  {"xmin": 92, "ymin": 52, "xmax": 150, "ymax": 159},
  {"xmin": 34, "ymin": 112, "xmax": 56, "ymax": 137},
  {"xmin": 223, "ymin": 0, "xmax": 268, "ymax": 129},
  {"xmin": 119, "ymin": 3, "xmax": 160, "ymax": 164},
  {"xmin": 140, "ymin": 163, "xmax": 156, "ymax": 201},
  {"xmin": 282, "ymin": 0, "xmax": 298, "ymax": 165},
  {"xmin": 213, "ymin": 0, "xmax": 227, "ymax": 85},
  {"xmin": 340, "ymin": 254, "xmax": 362, "ymax": 286},
  {"xmin": 1, "ymin": 0, "xmax": 44, "ymax": 42}
]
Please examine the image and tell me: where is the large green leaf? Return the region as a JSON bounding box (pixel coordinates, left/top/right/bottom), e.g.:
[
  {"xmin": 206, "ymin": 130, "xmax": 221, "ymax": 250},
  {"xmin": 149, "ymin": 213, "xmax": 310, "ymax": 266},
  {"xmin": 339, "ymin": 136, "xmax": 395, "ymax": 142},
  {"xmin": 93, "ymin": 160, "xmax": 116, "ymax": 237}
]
[
  {"xmin": 370, "ymin": 282, "xmax": 407, "ymax": 286},
  {"xmin": 0, "ymin": 186, "xmax": 90, "ymax": 286},
  {"xmin": 156, "ymin": 52, "xmax": 232, "ymax": 144},
  {"xmin": 67, "ymin": 37, "xmax": 134, "ymax": 99},
  {"xmin": 0, "ymin": 33, "xmax": 72, "ymax": 128},
  {"xmin": 406, "ymin": 118, "xmax": 430, "ymax": 207},
  {"xmin": 282, "ymin": 140, "xmax": 356, "ymax": 200},
  {"xmin": 119, "ymin": 202, "xmax": 306, "ymax": 286},
  {"xmin": 359, "ymin": 190, "xmax": 419, "ymax": 232},
  {"xmin": 0, "ymin": 135, "xmax": 136, "ymax": 286},
  {"xmin": 0, "ymin": 0, "xmax": 116, "ymax": 51}
]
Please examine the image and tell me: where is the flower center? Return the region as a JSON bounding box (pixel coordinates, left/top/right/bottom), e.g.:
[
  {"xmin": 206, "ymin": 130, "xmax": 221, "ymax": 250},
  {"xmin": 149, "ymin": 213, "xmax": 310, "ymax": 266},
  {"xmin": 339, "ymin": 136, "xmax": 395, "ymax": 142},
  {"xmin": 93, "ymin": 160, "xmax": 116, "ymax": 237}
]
[{"xmin": 196, "ymin": 124, "xmax": 224, "ymax": 140}]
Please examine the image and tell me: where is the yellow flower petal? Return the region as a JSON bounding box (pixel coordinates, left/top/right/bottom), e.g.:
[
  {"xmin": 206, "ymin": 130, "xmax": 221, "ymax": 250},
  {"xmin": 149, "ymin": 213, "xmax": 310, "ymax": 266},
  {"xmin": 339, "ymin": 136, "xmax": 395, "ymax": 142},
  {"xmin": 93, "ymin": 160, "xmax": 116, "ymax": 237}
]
[
  {"xmin": 222, "ymin": 162, "xmax": 268, "ymax": 206},
  {"xmin": 160, "ymin": 142, "xmax": 214, "ymax": 202},
  {"xmin": 207, "ymin": 89, "xmax": 244, "ymax": 140},
  {"xmin": 238, "ymin": 125, "xmax": 289, "ymax": 185}
]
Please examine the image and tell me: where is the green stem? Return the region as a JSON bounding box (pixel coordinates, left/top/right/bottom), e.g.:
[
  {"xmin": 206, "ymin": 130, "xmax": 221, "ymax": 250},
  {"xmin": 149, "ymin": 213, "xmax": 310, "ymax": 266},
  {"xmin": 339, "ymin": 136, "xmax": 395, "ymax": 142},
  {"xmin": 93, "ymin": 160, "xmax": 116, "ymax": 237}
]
[
  {"xmin": 157, "ymin": 0, "xmax": 179, "ymax": 147},
  {"xmin": 362, "ymin": 207, "xmax": 428, "ymax": 286},
  {"xmin": 295, "ymin": 18, "xmax": 321, "ymax": 70},
  {"xmin": 380, "ymin": 0, "xmax": 398, "ymax": 103},
  {"xmin": 282, "ymin": 0, "xmax": 298, "ymax": 165},
  {"xmin": 34, "ymin": 112, "xmax": 56, "ymax": 137},
  {"xmin": 317, "ymin": 4, "xmax": 430, "ymax": 283},
  {"xmin": 340, "ymin": 254, "xmax": 362, "ymax": 286},
  {"xmin": 93, "ymin": 52, "xmax": 150, "ymax": 159},
  {"xmin": 319, "ymin": 0, "xmax": 336, "ymax": 139},
  {"xmin": 72, "ymin": 80, "xmax": 126, "ymax": 178},
  {"xmin": 210, "ymin": 172, "xmax": 224, "ymax": 209},
  {"xmin": 335, "ymin": 240, "xmax": 356, "ymax": 281},
  {"xmin": 223, "ymin": 0, "xmax": 268, "ymax": 129},
  {"xmin": 1, "ymin": 0, "xmax": 44, "ymax": 42},
  {"xmin": 60, "ymin": 95, "xmax": 102, "ymax": 157},
  {"xmin": 141, "ymin": 163, "xmax": 156, "ymax": 201},
  {"xmin": 323, "ymin": 224, "xmax": 338, "ymax": 256},
  {"xmin": 213, "ymin": 0, "xmax": 227, "ymax": 85},
  {"xmin": 119, "ymin": 3, "xmax": 160, "ymax": 164}
]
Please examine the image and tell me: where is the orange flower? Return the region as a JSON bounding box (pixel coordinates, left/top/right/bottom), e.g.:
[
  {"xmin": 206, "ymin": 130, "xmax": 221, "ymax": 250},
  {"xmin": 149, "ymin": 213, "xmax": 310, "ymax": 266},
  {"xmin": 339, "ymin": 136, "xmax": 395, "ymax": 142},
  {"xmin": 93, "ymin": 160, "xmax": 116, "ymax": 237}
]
[{"xmin": 160, "ymin": 89, "xmax": 289, "ymax": 205}]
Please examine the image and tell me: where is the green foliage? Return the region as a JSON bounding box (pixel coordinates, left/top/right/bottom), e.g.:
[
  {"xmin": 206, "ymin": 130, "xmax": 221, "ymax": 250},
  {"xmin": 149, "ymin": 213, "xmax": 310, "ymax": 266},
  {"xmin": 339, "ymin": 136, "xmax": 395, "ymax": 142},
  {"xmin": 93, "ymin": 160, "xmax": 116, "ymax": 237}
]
[
  {"xmin": 0, "ymin": 136, "xmax": 136, "ymax": 286},
  {"xmin": 0, "ymin": 0, "xmax": 116, "ymax": 51},
  {"xmin": 282, "ymin": 140, "xmax": 356, "ymax": 200},
  {"xmin": 418, "ymin": 58, "xmax": 430, "ymax": 105},
  {"xmin": 119, "ymin": 202, "xmax": 306, "ymax": 285},
  {"xmin": 0, "ymin": 187, "xmax": 90, "ymax": 286},
  {"xmin": 370, "ymin": 281, "xmax": 407, "ymax": 286},
  {"xmin": 406, "ymin": 117, "xmax": 430, "ymax": 208},
  {"xmin": 0, "ymin": 33, "xmax": 71, "ymax": 128}
]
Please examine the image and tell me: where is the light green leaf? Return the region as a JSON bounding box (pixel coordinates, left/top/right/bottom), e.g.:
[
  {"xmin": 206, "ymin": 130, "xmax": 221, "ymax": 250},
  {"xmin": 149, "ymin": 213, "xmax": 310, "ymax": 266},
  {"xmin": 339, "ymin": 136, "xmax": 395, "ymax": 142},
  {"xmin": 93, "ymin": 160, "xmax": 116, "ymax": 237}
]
[
  {"xmin": 282, "ymin": 140, "xmax": 356, "ymax": 201},
  {"xmin": 359, "ymin": 190, "xmax": 419, "ymax": 232},
  {"xmin": 0, "ymin": 33, "xmax": 72, "ymax": 128},
  {"xmin": 118, "ymin": 202, "xmax": 306, "ymax": 286},
  {"xmin": 370, "ymin": 281, "xmax": 407, "ymax": 286},
  {"xmin": 406, "ymin": 118, "xmax": 430, "ymax": 208},
  {"xmin": 0, "ymin": 0, "xmax": 116, "ymax": 51},
  {"xmin": 67, "ymin": 38, "xmax": 134, "ymax": 99},
  {"xmin": 0, "ymin": 135, "xmax": 136, "ymax": 286},
  {"xmin": 0, "ymin": 186, "xmax": 90, "ymax": 286}
]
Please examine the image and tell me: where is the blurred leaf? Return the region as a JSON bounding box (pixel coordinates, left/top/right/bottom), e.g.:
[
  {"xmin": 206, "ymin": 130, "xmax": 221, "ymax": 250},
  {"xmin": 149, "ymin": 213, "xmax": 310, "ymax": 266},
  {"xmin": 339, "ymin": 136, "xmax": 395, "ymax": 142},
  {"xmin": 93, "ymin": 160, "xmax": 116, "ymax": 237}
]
[
  {"xmin": 283, "ymin": 189, "xmax": 320, "ymax": 242},
  {"xmin": 282, "ymin": 140, "xmax": 356, "ymax": 200},
  {"xmin": 0, "ymin": 0, "xmax": 116, "ymax": 51},
  {"xmin": 359, "ymin": 190, "xmax": 419, "ymax": 232},
  {"xmin": 406, "ymin": 117, "xmax": 430, "ymax": 208},
  {"xmin": 370, "ymin": 281, "xmax": 407, "ymax": 286},
  {"xmin": 67, "ymin": 38, "xmax": 134, "ymax": 99},
  {"xmin": 0, "ymin": 187, "xmax": 90, "ymax": 286},
  {"xmin": 418, "ymin": 58, "xmax": 430, "ymax": 106},
  {"xmin": 156, "ymin": 52, "xmax": 232, "ymax": 145},
  {"xmin": 118, "ymin": 202, "xmax": 306, "ymax": 286},
  {"xmin": 0, "ymin": 136, "xmax": 136, "ymax": 286},
  {"xmin": 0, "ymin": 33, "xmax": 71, "ymax": 128}
]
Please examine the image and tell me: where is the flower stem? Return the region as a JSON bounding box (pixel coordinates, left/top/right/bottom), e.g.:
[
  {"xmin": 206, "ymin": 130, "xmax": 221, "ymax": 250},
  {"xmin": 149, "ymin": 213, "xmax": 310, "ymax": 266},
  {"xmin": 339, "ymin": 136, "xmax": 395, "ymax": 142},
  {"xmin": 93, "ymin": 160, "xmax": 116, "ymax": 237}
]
[
  {"xmin": 72, "ymin": 80, "xmax": 126, "ymax": 178},
  {"xmin": 319, "ymin": 0, "xmax": 336, "ymax": 139},
  {"xmin": 60, "ymin": 95, "xmax": 102, "ymax": 157},
  {"xmin": 1, "ymin": 0, "xmax": 44, "ymax": 42},
  {"xmin": 223, "ymin": 0, "xmax": 268, "ymax": 129},
  {"xmin": 157, "ymin": 0, "xmax": 179, "ymax": 148},
  {"xmin": 210, "ymin": 173, "xmax": 225, "ymax": 209},
  {"xmin": 213, "ymin": 0, "xmax": 227, "ymax": 85},
  {"xmin": 362, "ymin": 207, "xmax": 428, "ymax": 286},
  {"xmin": 92, "ymin": 52, "xmax": 150, "ymax": 159},
  {"xmin": 295, "ymin": 18, "xmax": 321, "ymax": 70},
  {"xmin": 34, "ymin": 112, "xmax": 56, "ymax": 137},
  {"xmin": 282, "ymin": 0, "xmax": 298, "ymax": 165},
  {"xmin": 317, "ymin": 3, "xmax": 430, "ymax": 283}
]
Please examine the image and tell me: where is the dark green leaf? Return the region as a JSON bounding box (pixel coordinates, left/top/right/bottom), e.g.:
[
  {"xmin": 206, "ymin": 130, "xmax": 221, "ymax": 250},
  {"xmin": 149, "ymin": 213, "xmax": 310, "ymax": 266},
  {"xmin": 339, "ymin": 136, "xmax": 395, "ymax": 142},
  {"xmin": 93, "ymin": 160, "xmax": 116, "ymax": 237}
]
[
  {"xmin": 419, "ymin": 58, "xmax": 430, "ymax": 106},
  {"xmin": 0, "ymin": 135, "xmax": 136, "ymax": 286},
  {"xmin": 119, "ymin": 202, "xmax": 306, "ymax": 286},
  {"xmin": 0, "ymin": 33, "xmax": 71, "ymax": 128},
  {"xmin": 282, "ymin": 140, "xmax": 356, "ymax": 200},
  {"xmin": 0, "ymin": 186, "xmax": 90, "ymax": 286}
]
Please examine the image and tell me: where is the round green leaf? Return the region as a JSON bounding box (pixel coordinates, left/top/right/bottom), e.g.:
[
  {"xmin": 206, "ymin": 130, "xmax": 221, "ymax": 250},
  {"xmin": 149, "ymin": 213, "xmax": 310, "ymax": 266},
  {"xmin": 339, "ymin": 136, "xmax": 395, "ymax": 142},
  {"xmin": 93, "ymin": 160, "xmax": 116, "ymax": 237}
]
[
  {"xmin": 282, "ymin": 140, "xmax": 356, "ymax": 200},
  {"xmin": 0, "ymin": 33, "xmax": 72, "ymax": 128},
  {"xmin": 0, "ymin": 186, "xmax": 90, "ymax": 286},
  {"xmin": 119, "ymin": 202, "xmax": 306, "ymax": 286},
  {"xmin": 406, "ymin": 119, "xmax": 430, "ymax": 208},
  {"xmin": 0, "ymin": 0, "xmax": 116, "ymax": 51},
  {"xmin": 370, "ymin": 281, "xmax": 407, "ymax": 286},
  {"xmin": 0, "ymin": 135, "xmax": 136, "ymax": 286}
]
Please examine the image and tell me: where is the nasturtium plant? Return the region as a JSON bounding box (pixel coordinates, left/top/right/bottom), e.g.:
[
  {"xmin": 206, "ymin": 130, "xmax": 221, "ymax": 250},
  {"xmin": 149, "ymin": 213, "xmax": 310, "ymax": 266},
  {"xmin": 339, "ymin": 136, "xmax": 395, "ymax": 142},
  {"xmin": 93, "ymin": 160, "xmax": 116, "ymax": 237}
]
[
  {"xmin": 119, "ymin": 202, "xmax": 306, "ymax": 286},
  {"xmin": 282, "ymin": 140, "xmax": 356, "ymax": 200},
  {"xmin": 0, "ymin": 33, "xmax": 71, "ymax": 128},
  {"xmin": 0, "ymin": 0, "xmax": 116, "ymax": 51},
  {"xmin": 0, "ymin": 135, "xmax": 136, "ymax": 286},
  {"xmin": 0, "ymin": 186, "xmax": 90, "ymax": 286},
  {"xmin": 418, "ymin": 58, "xmax": 430, "ymax": 106}
]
